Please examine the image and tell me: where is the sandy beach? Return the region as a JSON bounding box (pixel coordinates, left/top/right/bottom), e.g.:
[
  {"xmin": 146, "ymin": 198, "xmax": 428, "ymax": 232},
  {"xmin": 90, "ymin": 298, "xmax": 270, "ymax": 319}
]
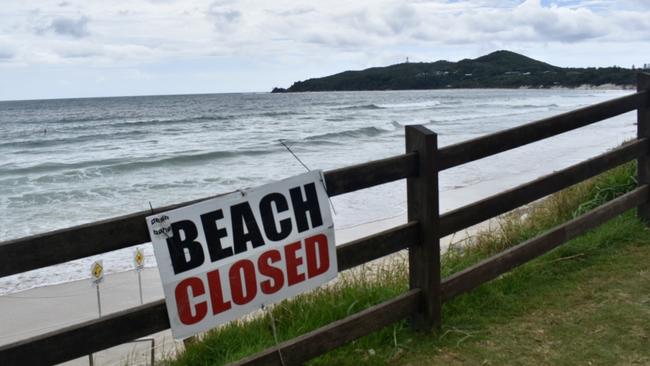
[{"xmin": 0, "ymin": 268, "xmax": 171, "ymax": 366}]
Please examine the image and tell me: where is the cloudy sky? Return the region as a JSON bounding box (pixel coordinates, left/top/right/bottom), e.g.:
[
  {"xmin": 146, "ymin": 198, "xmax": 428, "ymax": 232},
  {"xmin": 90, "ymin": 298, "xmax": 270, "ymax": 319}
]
[{"xmin": 1, "ymin": 0, "xmax": 649, "ymax": 100}]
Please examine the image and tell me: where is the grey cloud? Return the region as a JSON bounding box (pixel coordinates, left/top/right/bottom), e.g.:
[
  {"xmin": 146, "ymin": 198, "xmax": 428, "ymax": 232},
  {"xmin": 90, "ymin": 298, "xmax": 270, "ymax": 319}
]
[
  {"xmin": 410, "ymin": 1, "xmax": 608, "ymax": 44},
  {"xmin": 267, "ymin": 7, "xmax": 315, "ymax": 17},
  {"xmin": 384, "ymin": 5, "xmax": 419, "ymax": 34},
  {"xmin": 57, "ymin": 49, "xmax": 100, "ymax": 59},
  {"xmin": 513, "ymin": 3, "xmax": 608, "ymax": 42},
  {"xmin": 342, "ymin": 10, "xmax": 392, "ymax": 37},
  {"xmin": 302, "ymin": 33, "xmax": 366, "ymax": 49},
  {"xmin": 531, "ymin": 21, "xmax": 606, "ymax": 42},
  {"xmin": 336, "ymin": 5, "xmax": 426, "ymax": 41},
  {"xmin": 210, "ymin": 9, "xmax": 241, "ymax": 23},
  {"xmin": 0, "ymin": 51, "xmax": 13, "ymax": 60},
  {"xmin": 210, "ymin": 0, "xmax": 236, "ymax": 6},
  {"xmin": 208, "ymin": 2, "xmax": 241, "ymax": 31},
  {"xmin": 38, "ymin": 16, "xmax": 90, "ymax": 38},
  {"xmin": 609, "ymin": 11, "xmax": 650, "ymax": 40}
]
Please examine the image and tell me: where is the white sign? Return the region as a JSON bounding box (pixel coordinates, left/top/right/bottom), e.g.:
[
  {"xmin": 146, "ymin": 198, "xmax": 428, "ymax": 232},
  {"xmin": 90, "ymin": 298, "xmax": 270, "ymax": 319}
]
[
  {"xmin": 90, "ymin": 260, "xmax": 104, "ymax": 285},
  {"xmin": 146, "ymin": 171, "xmax": 336, "ymax": 339}
]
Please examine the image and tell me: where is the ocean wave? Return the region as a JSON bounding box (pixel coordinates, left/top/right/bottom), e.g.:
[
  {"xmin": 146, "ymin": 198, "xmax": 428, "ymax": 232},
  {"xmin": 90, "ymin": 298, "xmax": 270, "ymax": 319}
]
[
  {"xmin": 40, "ymin": 115, "xmax": 121, "ymax": 124},
  {"xmin": 7, "ymin": 188, "xmax": 117, "ymax": 207},
  {"xmin": 304, "ymin": 126, "xmax": 391, "ymax": 141},
  {"xmin": 106, "ymin": 149, "xmax": 274, "ymax": 173},
  {"xmin": 376, "ymin": 100, "xmax": 441, "ymax": 109},
  {"xmin": 334, "ymin": 104, "xmax": 385, "ymax": 111},
  {"xmin": 426, "ymin": 108, "xmax": 554, "ymax": 126},
  {"xmin": 511, "ymin": 103, "xmax": 559, "ymax": 109},
  {"xmin": 284, "ymin": 139, "xmax": 344, "ymax": 147},
  {"xmin": 1, "ymin": 158, "xmax": 129, "ymax": 176},
  {"xmin": 259, "ymin": 111, "xmax": 300, "ymax": 117},
  {"xmin": 0, "ymin": 130, "xmax": 149, "ymax": 149},
  {"xmin": 109, "ymin": 115, "xmax": 233, "ymax": 128},
  {"xmin": 1, "ymin": 147, "xmax": 277, "ymax": 177},
  {"xmin": 13, "ymin": 114, "xmax": 235, "ymax": 134},
  {"xmin": 333, "ymin": 100, "xmax": 442, "ymax": 111},
  {"xmin": 468, "ymin": 101, "xmax": 561, "ymax": 109}
]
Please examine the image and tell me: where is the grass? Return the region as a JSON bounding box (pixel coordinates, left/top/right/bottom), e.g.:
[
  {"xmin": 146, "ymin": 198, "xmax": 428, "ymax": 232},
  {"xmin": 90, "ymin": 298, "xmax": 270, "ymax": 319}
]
[{"xmin": 165, "ymin": 161, "xmax": 650, "ymax": 366}]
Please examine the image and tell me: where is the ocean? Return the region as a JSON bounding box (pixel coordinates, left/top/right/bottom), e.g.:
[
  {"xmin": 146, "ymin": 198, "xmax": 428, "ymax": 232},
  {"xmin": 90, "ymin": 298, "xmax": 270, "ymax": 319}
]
[{"xmin": 0, "ymin": 89, "xmax": 636, "ymax": 295}]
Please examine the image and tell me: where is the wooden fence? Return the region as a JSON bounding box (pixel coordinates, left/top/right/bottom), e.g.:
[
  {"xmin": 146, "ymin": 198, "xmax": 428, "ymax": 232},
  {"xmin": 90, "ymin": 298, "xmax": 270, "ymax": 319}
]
[{"xmin": 1, "ymin": 73, "xmax": 649, "ymax": 365}]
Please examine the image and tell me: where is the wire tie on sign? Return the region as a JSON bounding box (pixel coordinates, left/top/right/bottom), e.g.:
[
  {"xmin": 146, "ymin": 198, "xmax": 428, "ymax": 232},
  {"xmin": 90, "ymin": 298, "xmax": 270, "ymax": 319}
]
[
  {"xmin": 237, "ymin": 189, "xmax": 246, "ymax": 197},
  {"xmin": 261, "ymin": 304, "xmax": 286, "ymax": 366}
]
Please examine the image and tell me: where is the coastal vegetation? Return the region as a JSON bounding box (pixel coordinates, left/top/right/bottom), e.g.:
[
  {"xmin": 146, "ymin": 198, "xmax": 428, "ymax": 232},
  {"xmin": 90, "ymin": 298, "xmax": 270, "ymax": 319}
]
[
  {"xmin": 272, "ymin": 50, "xmax": 640, "ymax": 92},
  {"xmin": 166, "ymin": 160, "xmax": 650, "ymax": 365}
]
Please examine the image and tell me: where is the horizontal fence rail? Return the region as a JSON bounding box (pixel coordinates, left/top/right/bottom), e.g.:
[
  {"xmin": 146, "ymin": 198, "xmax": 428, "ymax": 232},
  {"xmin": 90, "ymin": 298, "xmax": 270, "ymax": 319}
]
[
  {"xmin": 1, "ymin": 82, "xmax": 648, "ymax": 366},
  {"xmin": 438, "ymin": 138, "xmax": 649, "ymax": 237},
  {"xmin": 438, "ymin": 91, "xmax": 647, "ymax": 170},
  {"xmin": 336, "ymin": 221, "xmax": 418, "ymax": 271},
  {"xmin": 324, "ymin": 152, "xmax": 417, "ymax": 196},
  {"xmin": 440, "ymin": 185, "xmax": 648, "ymax": 301}
]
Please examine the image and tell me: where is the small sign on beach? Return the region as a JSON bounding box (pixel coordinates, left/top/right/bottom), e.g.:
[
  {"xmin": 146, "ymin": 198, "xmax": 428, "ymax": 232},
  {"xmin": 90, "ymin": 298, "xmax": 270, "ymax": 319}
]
[
  {"xmin": 134, "ymin": 247, "xmax": 145, "ymax": 271},
  {"xmin": 90, "ymin": 260, "xmax": 104, "ymax": 285},
  {"xmin": 146, "ymin": 170, "xmax": 336, "ymax": 339}
]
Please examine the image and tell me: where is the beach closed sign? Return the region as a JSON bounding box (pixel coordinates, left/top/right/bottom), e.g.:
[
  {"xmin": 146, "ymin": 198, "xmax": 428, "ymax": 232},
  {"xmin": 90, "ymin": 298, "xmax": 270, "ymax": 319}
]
[{"xmin": 146, "ymin": 171, "xmax": 336, "ymax": 339}]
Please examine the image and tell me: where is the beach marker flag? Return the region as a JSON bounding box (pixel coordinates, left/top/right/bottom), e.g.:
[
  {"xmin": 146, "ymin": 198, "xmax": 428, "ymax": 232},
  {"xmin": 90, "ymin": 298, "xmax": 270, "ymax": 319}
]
[{"xmin": 146, "ymin": 170, "xmax": 336, "ymax": 339}]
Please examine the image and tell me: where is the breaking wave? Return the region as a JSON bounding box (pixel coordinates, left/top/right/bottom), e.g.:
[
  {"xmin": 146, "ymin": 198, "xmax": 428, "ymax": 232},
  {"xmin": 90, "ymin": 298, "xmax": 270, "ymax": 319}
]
[
  {"xmin": 304, "ymin": 126, "xmax": 391, "ymax": 141},
  {"xmin": 334, "ymin": 104, "xmax": 385, "ymax": 111}
]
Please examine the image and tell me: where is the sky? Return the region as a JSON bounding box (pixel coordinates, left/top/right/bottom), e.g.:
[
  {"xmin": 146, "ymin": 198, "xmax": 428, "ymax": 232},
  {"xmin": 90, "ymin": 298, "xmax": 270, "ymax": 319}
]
[{"xmin": 0, "ymin": 0, "xmax": 649, "ymax": 100}]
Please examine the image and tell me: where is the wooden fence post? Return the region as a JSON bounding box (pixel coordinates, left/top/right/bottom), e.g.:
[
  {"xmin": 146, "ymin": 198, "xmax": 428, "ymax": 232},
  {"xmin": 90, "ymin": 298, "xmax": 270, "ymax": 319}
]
[
  {"xmin": 638, "ymin": 73, "xmax": 650, "ymax": 225},
  {"xmin": 405, "ymin": 125, "xmax": 441, "ymax": 331}
]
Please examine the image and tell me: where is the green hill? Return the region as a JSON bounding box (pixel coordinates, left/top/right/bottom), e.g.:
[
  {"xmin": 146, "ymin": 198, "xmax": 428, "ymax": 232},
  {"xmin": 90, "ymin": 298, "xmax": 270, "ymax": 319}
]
[{"xmin": 272, "ymin": 50, "xmax": 637, "ymax": 92}]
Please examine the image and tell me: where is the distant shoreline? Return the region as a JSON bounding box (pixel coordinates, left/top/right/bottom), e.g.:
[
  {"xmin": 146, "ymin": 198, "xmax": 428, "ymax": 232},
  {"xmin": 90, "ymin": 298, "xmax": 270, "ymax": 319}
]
[
  {"xmin": 272, "ymin": 84, "xmax": 635, "ymax": 93},
  {"xmin": 531, "ymin": 83, "xmax": 635, "ymax": 90}
]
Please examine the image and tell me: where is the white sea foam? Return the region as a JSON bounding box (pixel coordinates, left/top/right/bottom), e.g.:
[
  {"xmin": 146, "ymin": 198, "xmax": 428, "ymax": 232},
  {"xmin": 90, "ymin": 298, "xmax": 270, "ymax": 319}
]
[{"xmin": 376, "ymin": 100, "xmax": 441, "ymax": 109}]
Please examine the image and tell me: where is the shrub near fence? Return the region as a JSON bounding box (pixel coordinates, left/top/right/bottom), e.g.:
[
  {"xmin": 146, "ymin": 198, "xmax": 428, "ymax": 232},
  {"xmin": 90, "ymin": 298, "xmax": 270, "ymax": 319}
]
[{"xmin": 0, "ymin": 73, "xmax": 649, "ymax": 366}]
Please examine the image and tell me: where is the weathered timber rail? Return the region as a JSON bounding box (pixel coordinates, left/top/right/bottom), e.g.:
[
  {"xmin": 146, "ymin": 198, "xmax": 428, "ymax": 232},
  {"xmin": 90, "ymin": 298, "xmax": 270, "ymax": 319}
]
[{"xmin": 1, "ymin": 74, "xmax": 649, "ymax": 365}]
